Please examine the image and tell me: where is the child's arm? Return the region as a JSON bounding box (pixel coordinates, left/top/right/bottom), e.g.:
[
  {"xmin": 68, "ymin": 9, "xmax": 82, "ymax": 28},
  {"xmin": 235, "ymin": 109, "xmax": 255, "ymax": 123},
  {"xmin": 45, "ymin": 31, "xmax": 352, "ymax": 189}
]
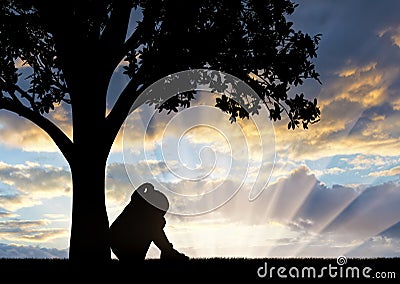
[
  {"xmin": 153, "ymin": 218, "xmax": 189, "ymax": 260},
  {"xmin": 153, "ymin": 227, "xmax": 174, "ymax": 252}
]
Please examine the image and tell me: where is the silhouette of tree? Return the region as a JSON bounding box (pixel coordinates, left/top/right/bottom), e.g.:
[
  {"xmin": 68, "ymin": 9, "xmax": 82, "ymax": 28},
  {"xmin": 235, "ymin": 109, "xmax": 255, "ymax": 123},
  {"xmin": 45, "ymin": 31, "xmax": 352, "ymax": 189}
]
[{"xmin": 0, "ymin": 0, "xmax": 321, "ymax": 262}]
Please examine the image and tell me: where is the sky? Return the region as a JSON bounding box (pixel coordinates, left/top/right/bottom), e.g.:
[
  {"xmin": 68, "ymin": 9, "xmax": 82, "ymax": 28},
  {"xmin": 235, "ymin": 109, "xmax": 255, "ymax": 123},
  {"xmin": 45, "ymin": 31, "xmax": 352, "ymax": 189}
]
[{"xmin": 1, "ymin": 0, "xmax": 400, "ymax": 259}]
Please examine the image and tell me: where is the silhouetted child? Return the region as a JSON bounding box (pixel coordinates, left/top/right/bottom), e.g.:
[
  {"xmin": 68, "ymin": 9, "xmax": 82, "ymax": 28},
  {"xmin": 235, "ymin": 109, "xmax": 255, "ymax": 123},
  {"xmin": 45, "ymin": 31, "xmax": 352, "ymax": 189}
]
[{"xmin": 110, "ymin": 182, "xmax": 189, "ymax": 261}]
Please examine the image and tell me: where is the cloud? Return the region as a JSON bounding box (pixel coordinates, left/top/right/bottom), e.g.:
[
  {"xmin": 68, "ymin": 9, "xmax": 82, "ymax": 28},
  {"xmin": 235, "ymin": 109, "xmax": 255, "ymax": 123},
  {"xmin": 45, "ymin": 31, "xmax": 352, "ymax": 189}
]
[
  {"xmin": 321, "ymin": 181, "xmax": 400, "ymax": 241},
  {"xmin": 0, "ymin": 243, "xmax": 67, "ymax": 258},
  {"xmin": 202, "ymin": 166, "xmax": 360, "ymax": 231},
  {"xmin": 343, "ymin": 154, "xmax": 388, "ymax": 170},
  {"xmin": 43, "ymin": 213, "xmax": 69, "ymax": 221},
  {"xmin": 0, "ymin": 161, "xmax": 71, "ymax": 199},
  {"xmin": 117, "ymin": 90, "xmax": 275, "ymax": 165},
  {"xmin": 323, "ymin": 63, "xmax": 398, "ymax": 109},
  {"xmin": 348, "ymin": 236, "xmax": 400, "ymax": 258},
  {"xmin": 312, "ymin": 167, "xmax": 346, "ymax": 177},
  {"xmin": 0, "ymin": 104, "xmax": 72, "ymax": 153},
  {"xmin": 274, "ymin": 1, "xmax": 400, "ymax": 161},
  {"xmin": 0, "ymin": 161, "xmax": 71, "ymax": 213},
  {"xmin": 379, "ymin": 25, "xmax": 400, "ymax": 48},
  {"xmin": 291, "ymin": 0, "xmax": 400, "ymax": 69},
  {"xmin": 368, "ymin": 166, "xmax": 400, "ymax": 177},
  {"xmin": 162, "ymin": 165, "xmax": 400, "ymax": 257},
  {"xmin": 0, "ymin": 159, "xmax": 396, "ymax": 257},
  {"xmin": 0, "ymin": 112, "xmax": 57, "ymax": 152},
  {"xmin": 335, "ymin": 62, "xmax": 377, "ymax": 78},
  {"xmin": 0, "ymin": 194, "xmax": 41, "ymax": 212},
  {"xmin": 273, "ymin": 100, "xmax": 400, "ymax": 161},
  {"xmin": 0, "ymin": 211, "xmax": 18, "ymax": 218},
  {"xmin": 106, "ymin": 158, "xmax": 400, "ymax": 242},
  {"xmin": 0, "ymin": 219, "xmax": 68, "ymax": 243},
  {"xmin": 376, "ymin": 220, "xmax": 400, "ymax": 240},
  {"xmin": 105, "ymin": 163, "xmax": 135, "ymax": 208}
]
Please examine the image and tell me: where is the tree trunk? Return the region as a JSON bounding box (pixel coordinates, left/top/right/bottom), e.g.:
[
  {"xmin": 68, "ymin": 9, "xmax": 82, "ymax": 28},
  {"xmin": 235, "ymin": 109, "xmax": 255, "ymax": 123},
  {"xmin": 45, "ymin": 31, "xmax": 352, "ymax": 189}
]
[
  {"xmin": 58, "ymin": 26, "xmax": 114, "ymax": 262},
  {"xmin": 68, "ymin": 149, "xmax": 111, "ymax": 262},
  {"xmin": 67, "ymin": 74, "xmax": 111, "ymax": 262}
]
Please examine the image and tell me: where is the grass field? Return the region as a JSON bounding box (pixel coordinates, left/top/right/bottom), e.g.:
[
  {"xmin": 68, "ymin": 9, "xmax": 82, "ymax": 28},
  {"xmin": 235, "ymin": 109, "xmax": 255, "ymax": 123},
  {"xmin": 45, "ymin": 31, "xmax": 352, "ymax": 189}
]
[{"xmin": 0, "ymin": 257, "xmax": 399, "ymax": 282}]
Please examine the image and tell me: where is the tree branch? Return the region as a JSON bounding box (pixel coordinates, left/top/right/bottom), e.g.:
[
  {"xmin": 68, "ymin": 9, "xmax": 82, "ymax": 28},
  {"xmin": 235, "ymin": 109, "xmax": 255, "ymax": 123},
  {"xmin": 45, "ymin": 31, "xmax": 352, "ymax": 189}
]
[
  {"xmin": 0, "ymin": 76, "xmax": 36, "ymax": 111},
  {"xmin": 0, "ymin": 97, "xmax": 73, "ymax": 164},
  {"xmin": 101, "ymin": 0, "xmax": 132, "ymax": 46},
  {"xmin": 104, "ymin": 77, "xmax": 145, "ymax": 151},
  {"xmin": 14, "ymin": 85, "xmax": 38, "ymax": 111},
  {"xmin": 100, "ymin": 0, "xmax": 132, "ymax": 77}
]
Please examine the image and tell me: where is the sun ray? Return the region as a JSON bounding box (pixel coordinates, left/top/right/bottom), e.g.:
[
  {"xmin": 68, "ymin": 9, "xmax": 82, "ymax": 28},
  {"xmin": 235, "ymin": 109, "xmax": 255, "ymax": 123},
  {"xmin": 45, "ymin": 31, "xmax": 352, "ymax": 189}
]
[
  {"xmin": 344, "ymin": 219, "xmax": 400, "ymax": 257},
  {"xmin": 282, "ymin": 104, "xmax": 375, "ymax": 257},
  {"xmin": 291, "ymin": 188, "xmax": 361, "ymax": 257}
]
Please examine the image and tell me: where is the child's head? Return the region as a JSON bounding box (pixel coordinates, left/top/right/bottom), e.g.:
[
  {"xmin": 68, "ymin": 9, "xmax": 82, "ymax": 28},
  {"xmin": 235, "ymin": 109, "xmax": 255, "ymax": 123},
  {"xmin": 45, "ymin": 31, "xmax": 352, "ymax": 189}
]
[
  {"xmin": 147, "ymin": 188, "xmax": 169, "ymax": 215},
  {"xmin": 131, "ymin": 183, "xmax": 169, "ymax": 215}
]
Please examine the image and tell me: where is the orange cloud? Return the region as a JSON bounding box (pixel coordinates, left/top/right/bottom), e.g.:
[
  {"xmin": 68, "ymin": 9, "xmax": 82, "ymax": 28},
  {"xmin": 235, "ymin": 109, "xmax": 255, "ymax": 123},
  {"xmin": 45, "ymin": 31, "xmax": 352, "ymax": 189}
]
[
  {"xmin": 378, "ymin": 25, "xmax": 400, "ymax": 48},
  {"xmin": 0, "ymin": 104, "xmax": 72, "ymax": 153},
  {"xmin": 335, "ymin": 62, "xmax": 377, "ymax": 78},
  {"xmin": 326, "ymin": 64, "xmax": 399, "ymax": 108}
]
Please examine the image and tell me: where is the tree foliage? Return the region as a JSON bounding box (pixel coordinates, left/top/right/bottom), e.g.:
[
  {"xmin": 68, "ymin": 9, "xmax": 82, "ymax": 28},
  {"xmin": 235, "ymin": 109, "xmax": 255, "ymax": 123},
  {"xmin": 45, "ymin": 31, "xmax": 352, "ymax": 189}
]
[{"xmin": 1, "ymin": 0, "xmax": 321, "ymax": 132}]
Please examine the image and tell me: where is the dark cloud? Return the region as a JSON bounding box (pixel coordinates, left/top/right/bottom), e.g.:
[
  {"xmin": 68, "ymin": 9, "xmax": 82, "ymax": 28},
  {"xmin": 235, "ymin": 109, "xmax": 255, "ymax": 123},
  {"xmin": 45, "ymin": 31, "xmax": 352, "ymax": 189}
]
[
  {"xmin": 348, "ymin": 236, "xmax": 400, "ymax": 257},
  {"xmin": 293, "ymin": 184, "xmax": 359, "ymax": 231},
  {"xmin": 348, "ymin": 116, "xmax": 372, "ymax": 136},
  {"xmin": 349, "ymin": 103, "xmax": 400, "ymax": 138},
  {"xmin": 378, "ymin": 220, "xmax": 400, "ymax": 238},
  {"xmin": 321, "ymin": 181, "xmax": 400, "ymax": 238},
  {"xmin": 287, "ymin": 0, "xmax": 400, "ymax": 145},
  {"xmin": 291, "ymin": 0, "xmax": 400, "ymax": 72},
  {"xmin": 363, "ymin": 102, "xmax": 396, "ymax": 117}
]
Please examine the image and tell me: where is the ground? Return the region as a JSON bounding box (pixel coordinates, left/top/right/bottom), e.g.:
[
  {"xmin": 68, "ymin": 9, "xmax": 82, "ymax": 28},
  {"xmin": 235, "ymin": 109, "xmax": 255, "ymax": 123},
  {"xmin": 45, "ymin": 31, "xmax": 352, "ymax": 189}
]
[{"xmin": 1, "ymin": 258, "xmax": 399, "ymax": 282}]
